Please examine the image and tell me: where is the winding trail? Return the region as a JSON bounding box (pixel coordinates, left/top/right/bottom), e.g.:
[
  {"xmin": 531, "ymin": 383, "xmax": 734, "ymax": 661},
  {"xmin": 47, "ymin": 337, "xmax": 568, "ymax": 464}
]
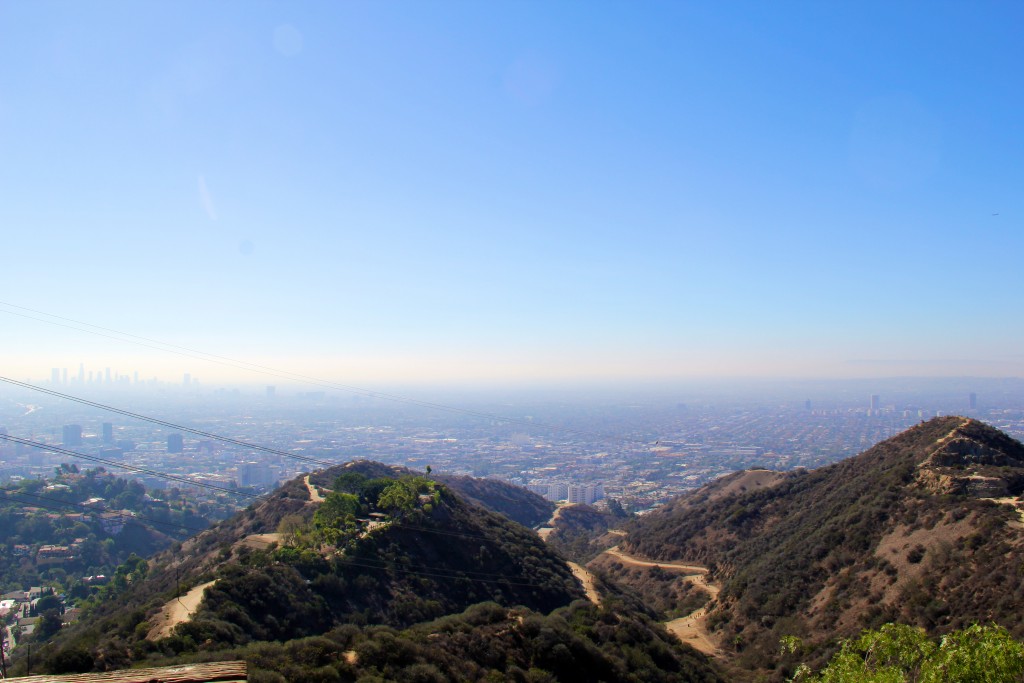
[
  {"xmin": 535, "ymin": 504, "xmax": 601, "ymax": 605},
  {"xmin": 597, "ymin": 546, "xmax": 722, "ymax": 656},
  {"xmin": 535, "ymin": 503, "xmax": 572, "ymax": 540},
  {"xmin": 603, "ymin": 547, "xmax": 712, "ymax": 579}
]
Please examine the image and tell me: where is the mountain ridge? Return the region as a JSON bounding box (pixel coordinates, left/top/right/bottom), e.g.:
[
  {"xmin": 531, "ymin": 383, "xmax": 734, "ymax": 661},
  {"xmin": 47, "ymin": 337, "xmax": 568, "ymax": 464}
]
[
  {"xmin": 612, "ymin": 417, "xmax": 1024, "ymax": 678},
  {"xmin": 22, "ymin": 463, "xmax": 725, "ymax": 682}
]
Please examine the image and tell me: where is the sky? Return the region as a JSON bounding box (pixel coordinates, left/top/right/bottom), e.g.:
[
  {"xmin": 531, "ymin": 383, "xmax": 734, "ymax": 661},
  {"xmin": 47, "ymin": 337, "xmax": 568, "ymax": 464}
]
[{"xmin": 1, "ymin": 1, "xmax": 1022, "ymax": 386}]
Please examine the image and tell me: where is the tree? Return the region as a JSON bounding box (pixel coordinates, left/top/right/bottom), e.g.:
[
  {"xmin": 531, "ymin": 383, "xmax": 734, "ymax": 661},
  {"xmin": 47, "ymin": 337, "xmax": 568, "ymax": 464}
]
[
  {"xmin": 792, "ymin": 623, "xmax": 1024, "ymax": 682},
  {"xmin": 34, "ymin": 610, "xmax": 63, "ymax": 641},
  {"xmin": 377, "ymin": 481, "xmax": 416, "ymax": 516},
  {"xmin": 313, "ymin": 492, "xmax": 360, "ymax": 545},
  {"xmin": 35, "ymin": 594, "xmax": 62, "ymax": 616},
  {"xmin": 277, "ymin": 514, "xmax": 308, "ymax": 547}
]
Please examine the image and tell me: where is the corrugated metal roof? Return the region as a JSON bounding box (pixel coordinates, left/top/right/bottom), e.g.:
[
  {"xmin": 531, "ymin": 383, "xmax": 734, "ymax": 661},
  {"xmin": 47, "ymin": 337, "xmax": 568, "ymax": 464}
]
[{"xmin": 5, "ymin": 661, "xmax": 247, "ymax": 682}]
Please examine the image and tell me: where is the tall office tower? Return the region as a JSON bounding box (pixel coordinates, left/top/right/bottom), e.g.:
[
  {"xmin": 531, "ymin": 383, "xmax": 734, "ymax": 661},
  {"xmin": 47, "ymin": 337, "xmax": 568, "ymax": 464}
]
[
  {"xmin": 62, "ymin": 368, "xmax": 68, "ymax": 384},
  {"xmin": 105, "ymin": 367, "xmax": 112, "ymax": 384},
  {"xmin": 870, "ymin": 394, "xmax": 880, "ymax": 413},
  {"xmin": 102, "ymin": 422, "xmax": 114, "ymax": 444},
  {"xmin": 62, "ymin": 424, "xmax": 83, "ymax": 447},
  {"xmin": 183, "ymin": 373, "xmax": 191, "ymax": 387},
  {"xmin": 79, "ymin": 363, "xmax": 85, "ymax": 383},
  {"xmin": 804, "ymin": 399, "xmax": 812, "ymax": 410},
  {"xmin": 266, "ymin": 386, "xmax": 276, "ymax": 399},
  {"xmin": 167, "ymin": 433, "xmax": 184, "ymax": 453},
  {"xmin": 969, "ymin": 392, "xmax": 978, "ymax": 410},
  {"xmin": 51, "ymin": 368, "xmax": 60, "ymax": 385},
  {"xmin": 133, "ymin": 371, "xmax": 139, "ymax": 385}
]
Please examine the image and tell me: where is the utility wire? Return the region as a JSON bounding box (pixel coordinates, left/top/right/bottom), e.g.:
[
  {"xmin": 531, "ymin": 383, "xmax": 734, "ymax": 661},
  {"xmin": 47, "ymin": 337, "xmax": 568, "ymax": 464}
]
[
  {"xmin": 0, "ymin": 435, "xmax": 257, "ymax": 500},
  {"xmin": 0, "ymin": 377, "xmax": 339, "ymax": 470},
  {"xmin": 0, "ymin": 301, "xmax": 626, "ymax": 443},
  {"xmin": 2, "ymin": 493, "xmax": 576, "ymax": 590},
  {"xmin": 0, "ymin": 381, "xmax": 575, "ymax": 546}
]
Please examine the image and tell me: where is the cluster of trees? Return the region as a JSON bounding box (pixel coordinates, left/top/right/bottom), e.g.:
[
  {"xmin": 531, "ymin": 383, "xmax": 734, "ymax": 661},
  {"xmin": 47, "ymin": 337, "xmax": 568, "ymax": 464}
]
[
  {"xmin": 788, "ymin": 623, "xmax": 1024, "ymax": 682},
  {"xmin": 277, "ymin": 473, "xmax": 440, "ymax": 550}
]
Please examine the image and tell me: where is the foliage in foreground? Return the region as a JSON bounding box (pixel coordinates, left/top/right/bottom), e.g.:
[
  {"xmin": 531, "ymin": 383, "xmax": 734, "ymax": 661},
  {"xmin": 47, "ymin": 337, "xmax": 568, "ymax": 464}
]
[{"xmin": 789, "ymin": 623, "xmax": 1024, "ymax": 682}]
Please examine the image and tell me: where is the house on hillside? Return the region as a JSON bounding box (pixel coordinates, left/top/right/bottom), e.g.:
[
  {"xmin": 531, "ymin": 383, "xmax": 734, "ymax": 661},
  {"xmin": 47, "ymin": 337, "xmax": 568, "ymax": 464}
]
[{"xmin": 36, "ymin": 545, "xmax": 74, "ymax": 566}]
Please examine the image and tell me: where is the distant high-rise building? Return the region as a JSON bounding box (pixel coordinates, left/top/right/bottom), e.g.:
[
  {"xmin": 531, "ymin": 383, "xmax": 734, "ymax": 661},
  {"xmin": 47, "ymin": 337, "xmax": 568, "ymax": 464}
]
[
  {"xmin": 266, "ymin": 386, "xmax": 276, "ymax": 399},
  {"xmin": 51, "ymin": 368, "xmax": 60, "ymax": 385},
  {"xmin": 105, "ymin": 367, "xmax": 112, "ymax": 384},
  {"xmin": 183, "ymin": 373, "xmax": 191, "ymax": 387},
  {"xmin": 62, "ymin": 424, "xmax": 83, "ymax": 447},
  {"xmin": 804, "ymin": 399, "xmax": 812, "ymax": 410},
  {"xmin": 134, "ymin": 371, "xmax": 139, "ymax": 384},
  {"xmin": 870, "ymin": 394, "xmax": 880, "ymax": 412},
  {"xmin": 567, "ymin": 482, "xmax": 605, "ymax": 505},
  {"xmin": 167, "ymin": 433, "xmax": 184, "ymax": 453},
  {"xmin": 62, "ymin": 368, "xmax": 68, "ymax": 385},
  {"xmin": 102, "ymin": 422, "xmax": 114, "ymax": 444},
  {"xmin": 969, "ymin": 392, "xmax": 978, "ymax": 410},
  {"xmin": 79, "ymin": 363, "xmax": 85, "ymax": 384},
  {"xmin": 241, "ymin": 462, "xmax": 274, "ymax": 487}
]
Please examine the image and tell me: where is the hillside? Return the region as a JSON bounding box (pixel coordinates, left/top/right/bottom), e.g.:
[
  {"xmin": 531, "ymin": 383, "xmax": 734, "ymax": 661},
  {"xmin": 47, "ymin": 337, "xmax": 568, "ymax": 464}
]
[
  {"xmin": 434, "ymin": 472, "xmax": 555, "ymax": 528},
  {"xmin": 616, "ymin": 417, "xmax": 1024, "ymax": 678},
  {"xmin": 307, "ymin": 460, "xmax": 556, "ymax": 528},
  {"xmin": 22, "ymin": 463, "xmax": 724, "ymax": 682}
]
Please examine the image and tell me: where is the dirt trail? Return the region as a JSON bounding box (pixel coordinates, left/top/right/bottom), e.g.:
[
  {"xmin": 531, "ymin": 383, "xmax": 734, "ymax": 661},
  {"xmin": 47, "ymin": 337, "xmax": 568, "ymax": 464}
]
[
  {"xmin": 665, "ymin": 607, "xmax": 721, "ymax": 657},
  {"xmin": 598, "ymin": 546, "xmax": 722, "ymax": 655},
  {"xmin": 604, "ymin": 547, "xmax": 712, "ymax": 579},
  {"xmin": 305, "ymin": 475, "xmax": 326, "ymax": 503},
  {"xmin": 237, "ymin": 532, "xmax": 283, "ymax": 549},
  {"xmin": 535, "ymin": 504, "xmax": 601, "ymax": 604},
  {"xmin": 567, "ymin": 561, "xmax": 601, "ymax": 606},
  {"xmin": 535, "ymin": 503, "xmax": 572, "ymax": 540},
  {"xmin": 147, "ymin": 580, "xmax": 217, "ymax": 640}
]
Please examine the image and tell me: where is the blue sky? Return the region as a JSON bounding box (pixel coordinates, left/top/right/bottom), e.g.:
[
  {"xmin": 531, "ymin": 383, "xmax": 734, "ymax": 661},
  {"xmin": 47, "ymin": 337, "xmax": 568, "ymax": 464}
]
[{"xmin": 1, "ymin": 1, "xmax": 1022, "ymax": 384}]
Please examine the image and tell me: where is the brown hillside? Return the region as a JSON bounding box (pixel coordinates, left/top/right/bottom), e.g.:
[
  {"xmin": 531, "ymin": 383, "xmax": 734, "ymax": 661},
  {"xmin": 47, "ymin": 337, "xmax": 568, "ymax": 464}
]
[{"xmin": 620, "ymin": 417, "xmax": 1024, "ymax": 679}]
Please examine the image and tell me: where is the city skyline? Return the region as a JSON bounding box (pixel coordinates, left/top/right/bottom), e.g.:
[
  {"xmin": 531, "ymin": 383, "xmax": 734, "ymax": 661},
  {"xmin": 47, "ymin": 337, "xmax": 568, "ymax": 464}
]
[{"xmin": 2, "ymin": 2, "xmax": 1022, "ymax": 384}]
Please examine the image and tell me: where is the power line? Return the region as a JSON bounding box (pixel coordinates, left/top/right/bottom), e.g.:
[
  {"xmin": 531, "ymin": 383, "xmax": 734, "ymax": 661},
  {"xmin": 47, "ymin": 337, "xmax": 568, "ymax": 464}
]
[
  {"xmin": 0, "ymin": 435, "xmax": 257, "ymax": 500},
  {"xmin": 1, "ymin": 492, "xmax": 577, "ymax": 591},
  {"xmin": 0, "ymin": 433, "xmax": 548, "ymax": 547},
  {"xmin": 0, "ymin": 377, "xmax": 338, "ymax": 469},
  {"xmin": 0, "ymin": 301, "xmax": 622, "ymax": 442}
]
